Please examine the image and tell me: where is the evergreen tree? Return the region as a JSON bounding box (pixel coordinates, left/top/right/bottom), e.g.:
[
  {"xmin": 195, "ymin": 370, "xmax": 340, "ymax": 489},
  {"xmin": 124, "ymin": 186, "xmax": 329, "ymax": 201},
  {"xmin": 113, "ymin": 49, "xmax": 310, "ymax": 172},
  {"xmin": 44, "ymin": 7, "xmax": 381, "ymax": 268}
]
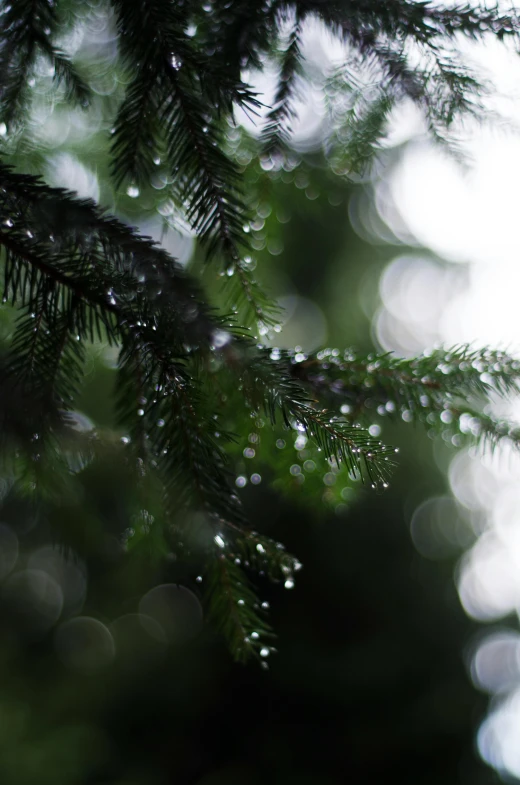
[{"xmin": 0, "ymin": 0, "xmax": 519, "ymax": 669}]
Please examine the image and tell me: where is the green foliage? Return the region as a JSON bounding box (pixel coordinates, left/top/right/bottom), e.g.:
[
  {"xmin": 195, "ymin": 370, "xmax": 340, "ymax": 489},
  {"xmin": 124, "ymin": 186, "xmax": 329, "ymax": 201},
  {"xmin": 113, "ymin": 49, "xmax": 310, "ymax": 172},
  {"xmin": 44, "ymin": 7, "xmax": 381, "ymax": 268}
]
[
  {"xmin": 0, "ymin": 0, "xmax": 519, "ymax": 665},
  {"xmin": 291, "ymin": 345, "xmax": 520, "ymax": 451}
]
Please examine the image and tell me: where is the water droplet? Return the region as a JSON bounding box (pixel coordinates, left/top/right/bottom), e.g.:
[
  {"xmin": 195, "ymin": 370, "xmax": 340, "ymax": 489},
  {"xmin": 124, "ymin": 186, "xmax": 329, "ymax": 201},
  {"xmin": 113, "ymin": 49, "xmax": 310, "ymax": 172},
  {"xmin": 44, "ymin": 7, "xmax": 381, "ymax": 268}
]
[
  {"xmin": 137, "ymin": 408, "xmax": 145, "ymax": 417},
  {"xmin": 214, "ymin": 534, "xmax": 225, "ymax": 549},
  {"xmin": 243, "ymin": 447, "xmax": 255, "ymax": 459},
  {"xmin": 121, "ymin": 436, "xmax": 131, "ymax": 444},
  {"xmin": 284, "ymin": 579, "xmax": 295, "ymax": 589},
  {"xmin": 126, "ymin": 185, "xmax": 140, "ymax": 198},
  {"xmin": 195, "ymin": 575, "xmax": 203, "ymax": 583},
  {"xmin": 211, "ymin": 329, "xmax": 231, "ymax": 348},
  {"xmin": 261, "ymin": 601, "xmax": 269, "ymax": 609},
  {"xmin": 235, "ymin": 475, "xmax": 247, "ymax": 488},
  {"xmin": 250, "ymin": 473, "xmax": 262, "ymax": 485},
  {"xmin": 157, "ymin": 419, "xmax": 165, "ymax": 427},
  {"xmin": 276, "ymin": 439, "xmax": 286, "ymax": 449},
  {"xmin": 260, "ymin": 647, "xmax": 270, "ymax": 657}
]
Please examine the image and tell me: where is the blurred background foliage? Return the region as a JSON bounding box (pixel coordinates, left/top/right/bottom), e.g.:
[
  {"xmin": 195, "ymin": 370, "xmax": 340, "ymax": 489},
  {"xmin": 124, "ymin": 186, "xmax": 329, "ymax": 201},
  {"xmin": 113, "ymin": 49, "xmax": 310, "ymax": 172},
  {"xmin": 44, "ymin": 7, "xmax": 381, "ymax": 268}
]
[{"xmin": 0, "ymin": 1, "xmax": 510, "ymax": 784}]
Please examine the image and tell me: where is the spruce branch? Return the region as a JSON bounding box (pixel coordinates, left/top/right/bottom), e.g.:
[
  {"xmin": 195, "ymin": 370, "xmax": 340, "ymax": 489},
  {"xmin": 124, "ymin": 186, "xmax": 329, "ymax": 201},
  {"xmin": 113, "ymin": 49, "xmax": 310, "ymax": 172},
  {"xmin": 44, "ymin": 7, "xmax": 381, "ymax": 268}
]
[
  {"xmin": 223, "ymin": 342, "xmax": 398, "ymax": 487},
  {"xmin": 204, "ymin": 553, "xmax": 274, "ymax": 664},
  {"xmin": 0, "ymin": 163, "xmax": 215, "ymax": 346},
  {"xmin": 261, "ymin": 16, "xmax": 304, "ymax": 153},
  {"xmin": 290, "ymin": 345, "xmax": 520, "ymax": 453},
  {"xmin": 0, "ymin": 0, "xmax": 89, "ymax": 129},
  {"xmin": 110, "ymin": 0, "xmax": 275, "ymax": 327}
]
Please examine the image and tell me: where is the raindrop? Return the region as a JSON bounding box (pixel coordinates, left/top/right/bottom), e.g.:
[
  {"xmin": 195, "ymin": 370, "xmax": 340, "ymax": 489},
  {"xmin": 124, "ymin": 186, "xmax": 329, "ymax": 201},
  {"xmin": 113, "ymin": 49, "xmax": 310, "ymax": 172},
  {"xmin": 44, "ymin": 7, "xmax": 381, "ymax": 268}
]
[
  {"xmin": 126, "ymin": 185, "xmax": 140, "ymax": 198},
  {"xmin": 284, "ymin": 578, "xmax": 295, "ymax": 589},
  {"xmin": 243, "ymin": 447, "xmax": 255, "ymax": 459},
  {"xmin": 260, "ymin": 647, "xmax": 270, "ymax": 657},
  {"xmin": 250, "ymin": 473, "xmax": 262, "ymax": 485},
  {"xmin": 211, "ymin": 329, "xmax": 231, "ymax": 348},
  {"xmin": 235, "ymin": 475, "xmax": 247, "ymax": 488}
]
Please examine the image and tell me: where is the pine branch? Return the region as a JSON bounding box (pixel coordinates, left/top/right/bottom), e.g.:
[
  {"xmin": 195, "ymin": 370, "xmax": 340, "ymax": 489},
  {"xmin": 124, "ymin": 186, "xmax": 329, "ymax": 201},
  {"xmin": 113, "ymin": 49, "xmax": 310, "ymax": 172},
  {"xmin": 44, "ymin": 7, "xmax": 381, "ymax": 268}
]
[
  {"xmin": 204, "ymin": 553, "xmax": 274, "ymax": 664},
  {"xmin": 292, "ymin": 345, "xmax": 520, "ymax": 408},
  {"xmin": 227, "ymin": 524, "xmax": 302, "ymax": 586},
  {"xmin": 1, "ymin": 299, "xmax": 86, "ymax": 483},
  {"xmin": 315, "ymin": 1, "xmax": 520, "ymax": 164},
  {"xmin": 204, "ymin": 0, "xmax": 280, "ymax": 75},
  {"xmin": 222, "ymin": 342, "xmax": 398, "ymax": 487},
  {"xmin": 110, "ymin": 0, "xmax": 274, "ymax": 326},
  {"xmin": 261, "ymin": 17, "xmax": 304, "ymax": 153},
  {"xmin": 0, "ymin": 0, "xmax": 89, "ymax": 129},
  {"xmin": 290, "ymin": 345, "xmax": 520, "ymax": 453},
  {"xmin": 0, "ymin": 163, "xmax": 215, "ymax": 346}
]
